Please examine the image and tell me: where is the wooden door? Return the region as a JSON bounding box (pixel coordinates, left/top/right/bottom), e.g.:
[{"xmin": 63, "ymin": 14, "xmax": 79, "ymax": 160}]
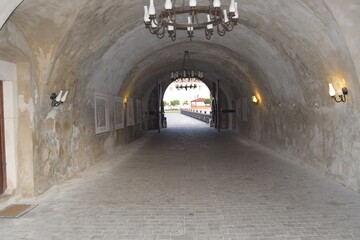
[
  {"xmin": 157, "ymin": 82, "xmax": 163, "ymax": 133},
  {"xmin": 211, "ymin": 80, "xmax": 221, "ymax": 132},
  {"xmin": 0, "ymin": 81, "xmax": 6, "ymax": 194}
]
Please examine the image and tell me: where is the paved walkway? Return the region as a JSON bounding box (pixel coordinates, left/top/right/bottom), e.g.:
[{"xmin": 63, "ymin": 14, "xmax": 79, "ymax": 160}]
[
  {"xmin": 165, "ymin": 112, "xmax": 209, "ymax": 128},
  {"xmin": 1, "ymin": 114, "xmax": 360, "ymax": 240}
]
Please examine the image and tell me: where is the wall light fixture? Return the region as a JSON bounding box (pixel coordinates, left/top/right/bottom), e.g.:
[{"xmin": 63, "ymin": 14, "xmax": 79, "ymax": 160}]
[
  {"xmin": 252, "ymin": 95, "xmax": 259, "ymax": 104},
  {"xmin": 50, "ymin": 90, "xmax": 69, "ymax": 107},
  {"xmin": 329, "ymin": 83, "xmax": 348, "ymax": 103}
]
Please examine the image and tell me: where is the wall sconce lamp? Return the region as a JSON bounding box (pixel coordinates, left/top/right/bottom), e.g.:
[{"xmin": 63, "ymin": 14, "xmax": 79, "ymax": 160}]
[
  {"xmin": 252, "ymin": 95, "xmax": 259, "ymax": 104},
  {"xmin": 50, "ymin": 90, "xmax": 69, "ymax": 107},
  {"xmin": 329, "ymin": 83, "xmax": 348, "ymax": 103},
  {"xmin": 123, "ymin": 98, "xmax": 127, "ymax": 108}
]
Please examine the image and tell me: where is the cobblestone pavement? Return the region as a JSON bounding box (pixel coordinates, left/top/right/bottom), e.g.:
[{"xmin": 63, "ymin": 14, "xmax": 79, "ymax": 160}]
[{"xmin": 1, "ymin": 114, "xmax": 360, "ymax": 240}]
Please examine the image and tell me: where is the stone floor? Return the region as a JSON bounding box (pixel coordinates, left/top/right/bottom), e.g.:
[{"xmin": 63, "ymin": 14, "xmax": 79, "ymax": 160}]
[{"xmin": 1, "ymin": 114, "xmax": 360, "ymax": 240}]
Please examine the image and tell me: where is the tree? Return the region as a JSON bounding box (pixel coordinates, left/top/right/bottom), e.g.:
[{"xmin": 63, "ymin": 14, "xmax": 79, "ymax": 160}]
[
  {"xmin": 170, "ymin": 100, "xmax": 180, "ymax": 106},
  {"xmin": 183, "ymin": 100, "xmax": 189, "ymax": 105},
  {"xmin": 204, "ymin": 99, "xmax": 211, "ymax": 105},
  {"xmin": 163, "ymin": 101, "xmax": 169, "ymax": 106}
]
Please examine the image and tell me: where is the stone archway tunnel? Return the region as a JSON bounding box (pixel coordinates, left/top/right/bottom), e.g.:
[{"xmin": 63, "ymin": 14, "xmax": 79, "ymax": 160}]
[{"xmin": 0, "ymin": 0, "xmax": 360, "ymax": 239}]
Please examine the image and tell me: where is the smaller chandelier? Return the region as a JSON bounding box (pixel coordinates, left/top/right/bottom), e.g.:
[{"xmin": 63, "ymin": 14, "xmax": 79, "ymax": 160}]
[
  {"xmin": 171, "ymin": 70, "xmax": 204, "ymax": 81},
  {"xmin": 171, "ymin": 51, "xmax": 204, "ymax": 82},
  {"xmin": 176, "ymin": 83, "xmax": 198, "ymax": 91},
  {"xmin": 144, "ymin": 0, "xmax": 239, "ymax": 41}
]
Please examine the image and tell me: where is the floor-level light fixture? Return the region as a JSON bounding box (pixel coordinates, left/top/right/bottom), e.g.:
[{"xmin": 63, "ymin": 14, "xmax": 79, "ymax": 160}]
[
  {"xmin": 50, "ymin": 90, "xmax": 69, "ymax": 107},
  {"xmin": 329, "ymin": 83, "xmax": 348, "ymax": 103}
]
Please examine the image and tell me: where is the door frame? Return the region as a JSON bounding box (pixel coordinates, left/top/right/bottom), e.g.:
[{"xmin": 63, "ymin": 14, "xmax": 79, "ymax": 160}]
[{"xmin": 0, "ymin": 81, "xmax": 7, "ymax": 194}]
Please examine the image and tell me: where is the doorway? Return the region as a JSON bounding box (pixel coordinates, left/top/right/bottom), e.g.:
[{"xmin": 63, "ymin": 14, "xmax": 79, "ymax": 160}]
[
  {"xmin": 0, "ymin": 81, "xmax": 6, "ymax": 194},
  {"xmin": 163, "ymin": 79, "xmax": 212, "ymax": 128}
]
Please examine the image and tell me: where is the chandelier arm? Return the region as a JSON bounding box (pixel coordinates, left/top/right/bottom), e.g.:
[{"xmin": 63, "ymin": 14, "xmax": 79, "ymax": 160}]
[
  {"xmin": 169, "ymin": 12, "xmax": 176, "ymax": 22},
  {"xmin": 188, "ymin": 54, "xmax": 197, "ymax": 71},
  {"xmin": 333, "ymin": 97, "xmax": 343, "ymax": 103},
  {"xmin": 157, "ymin": 15, "xmax": 165, "ymax": 26},
  {"xmin": 205, "ymin": 29, "xmax": 212, "ymax": 40},
  {"xmin": 169, "ymin": 26, "xmax": 177, "ymax": 41},
  {"xmin": 148, "ymin": 19, "xmax": 162, "ymax": 34},
  {"xmin": 181, "ymin": 51, "xmax": 187, "ymax": 70},
  {"xmin": 149, "ymin": 26, "xmax": 157, "ymax": 34},
  {"xmin": 149, "ymin": 24, "xmax": 162, "ymax": 34},
  {"xmin": 216, "ymin": 22, "xmax": 227, "ymax": 36},
  {"xmin": 224, "ymin": 21, "xmax": 235, "ymax": 32},
  {"xmin": 156, "ymin": 26, "xmax": 166, "ymax": 39}
]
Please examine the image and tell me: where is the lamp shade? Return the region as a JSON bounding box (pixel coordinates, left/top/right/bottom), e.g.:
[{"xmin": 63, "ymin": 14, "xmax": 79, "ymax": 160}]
[
  {"xmin": 61, "ymin": 91, "xmax": 69, "ymax": 102},
  {"xmin": 168, "ymin": 21, "xmax": 174, "ymax": 31},
  {"xmin": 165, "ymin": 0, "xmax": 172, "ymax": 10},
  {"xmin": 213, "ymin": 0, "xmax": 221, "ymax": 8},
  {"xmin": 189, "ymin": 0, "xmax": 197, "ymax": 7},
  {"xmin": 55, "ymin": 91, "xmax": 63, "ymax": 102},
  {"xmin": 229, "ymin": 0, "xmax": 235, "ymax": 13},
  {"xmin": 223, "ymin": 9, "xmax": 229, "ymax": 23},
  {"xmin": 329, "ymin": 83, "xmax": 336, "ymax": 97},
  {"xmin": 144, "ymin": 6, "xmax": 150, "ymax": 22},
  {"xmin": 149, "ymin": 0, "xmax": 156, "ymax": 15},
  {"xmin": 187, "ymin": 16, "xmax": 193, "ymax": 31},
  {"xmin": 207, "ymin": 14, "xmax": 213, "ymax": 29},
  {"xmin": 234, "ymin": 2, "xmax": 239, "ymax": 19}
]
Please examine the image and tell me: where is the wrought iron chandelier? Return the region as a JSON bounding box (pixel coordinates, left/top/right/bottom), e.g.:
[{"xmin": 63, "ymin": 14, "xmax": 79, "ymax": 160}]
[
  {"xmin": 144, "ymin": 0, "xmax": 239, "ymax": 41},
  {"xmin": 171, "ymin": 51, "xmax": 203, "ymax": 82},
  {"xmin": 176, "ymin": 83, "xmax": 198, "ymax": 91}
]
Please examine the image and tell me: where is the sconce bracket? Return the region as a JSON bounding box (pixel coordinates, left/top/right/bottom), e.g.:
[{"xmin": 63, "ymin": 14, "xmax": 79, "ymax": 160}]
[
  {"xmin": 50, "ymin": 93, "xmax": 62, "ymax": 107},
  {"xmin": 342, "ymin": 87, "xmax": 348, "ymax": 95}
]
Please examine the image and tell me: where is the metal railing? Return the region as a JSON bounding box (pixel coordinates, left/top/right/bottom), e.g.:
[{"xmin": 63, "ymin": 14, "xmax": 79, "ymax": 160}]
[{"xmin": 180, "ymin": 109, "xmax": 212, "ymax": 123}]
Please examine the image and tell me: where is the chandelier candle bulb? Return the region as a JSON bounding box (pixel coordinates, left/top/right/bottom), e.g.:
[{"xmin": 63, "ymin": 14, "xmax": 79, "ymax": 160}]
[
  {"xmin": 55, "ymin": 91, "xmax": 63, "ymax": 102},
  {"xmin": 189, "ymin": 0, "xmax": 197, "ymax": 7},
  {"xmin": 165, "ymin": 0, "xmax": 172, "ymax": 10},
  {"xmin": 213, "ymin": 0, "xmax": 221, "ymax": 8},
  {"xmin": 144, "ymin": 6, "xmax": 150, "ymax": 22},
  {"xmin": 223, "ymin": 9, "xmax": 229, "ymax": 23},
  {"xmin": 61, "ymin": 91, "xmax": 69, "ymax": 102},
  {"xmin": 229, "ymin": 0, "xmax": 235, "ymax": 13},
  {"xmin": 168, "ymin": 20, "xmax": 174, "ymax": 31},
  {"xmin": 207, "ymin": 14, "xmax": 214, "ymax": 29},
  {"xmin": 234, "ymin": 2, "xmax": 239, "ymax": 19},
  {"xmin": 187, "ymin": 16, "xmax": 193, "ymax": 31},
  {"xmin": 149, "ymin": 0, "xmax": 156, "ymax": 16}
]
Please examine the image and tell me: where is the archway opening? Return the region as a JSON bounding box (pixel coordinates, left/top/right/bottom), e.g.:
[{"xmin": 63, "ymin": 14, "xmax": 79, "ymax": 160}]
[{"xmin": 163, "ymin": 79, "xmax": 212, "ymax": 128}]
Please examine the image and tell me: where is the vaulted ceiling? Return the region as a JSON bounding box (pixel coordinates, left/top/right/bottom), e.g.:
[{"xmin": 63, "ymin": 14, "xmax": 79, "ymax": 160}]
[{"xmin": 0, "ymin": 0, "xmax": 358, "ymax": 106}]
